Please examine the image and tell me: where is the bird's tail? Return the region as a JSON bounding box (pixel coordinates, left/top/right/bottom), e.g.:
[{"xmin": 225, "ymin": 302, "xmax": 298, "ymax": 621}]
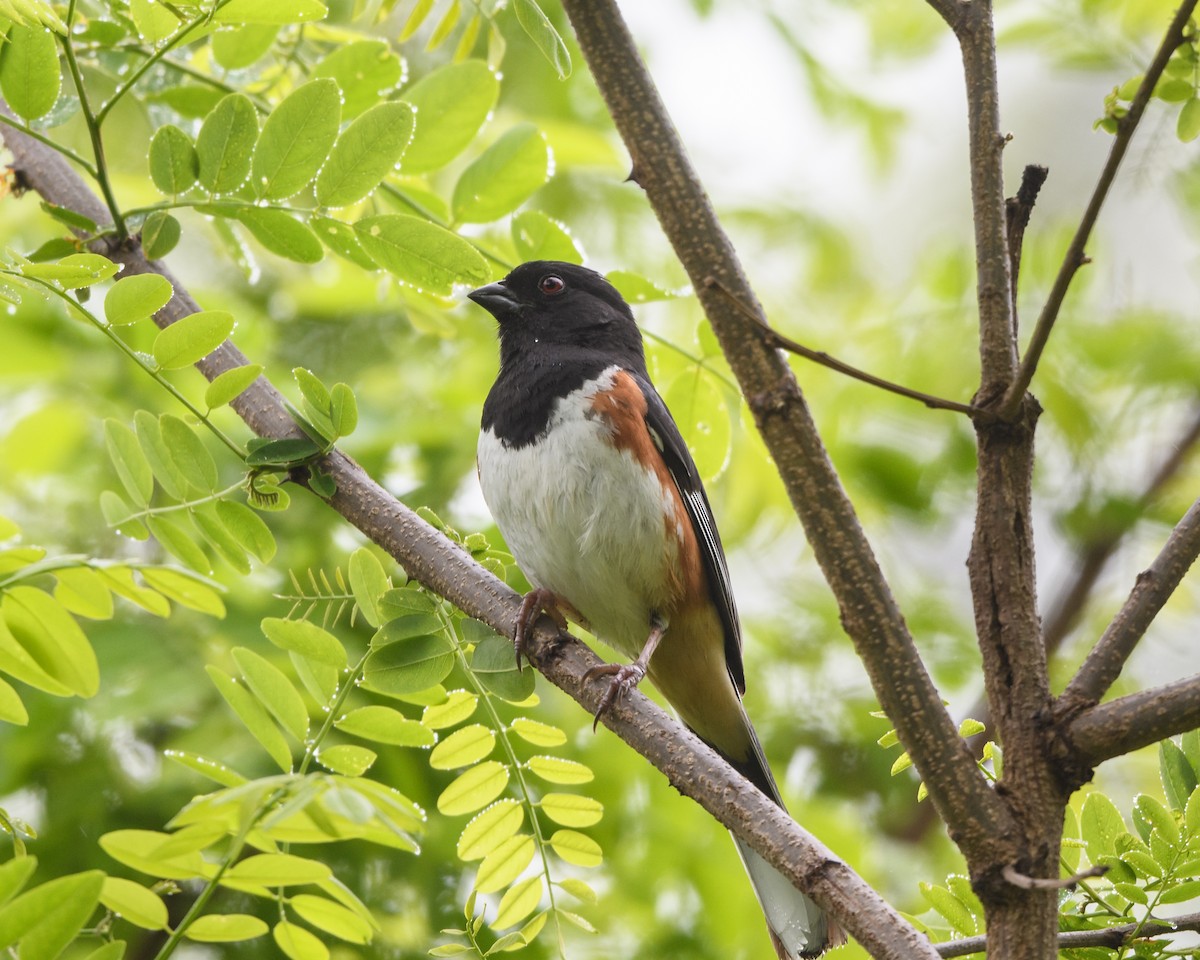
[{"xmin": 722, "ymin": 740, "xmax": 846, "ymax": 959}]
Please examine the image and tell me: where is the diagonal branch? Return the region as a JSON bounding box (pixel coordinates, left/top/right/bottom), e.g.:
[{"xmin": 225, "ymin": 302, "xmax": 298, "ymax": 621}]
[
  {"xmin": 2, "ymin": 106, "xmax": 940, "ymax": 960},
  {"xmin": 1068, "ymin": 674, "xmax": 1200, "ymax": 766},
  {"xmin": 999, "ymin": 0, "xmax": 1200, "ymax": 417},
  {"xmin": 1059, "ymin": 495, "xmax": 1200, "ymax": 711},
  {"xmin": 559, "ymin": 0, "xmax": 1017, "ymax": 868}
]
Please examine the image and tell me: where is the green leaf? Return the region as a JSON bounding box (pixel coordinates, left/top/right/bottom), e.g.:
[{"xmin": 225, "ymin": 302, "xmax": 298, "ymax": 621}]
[
  {"xmin": 225, "ymin": 853, "xmax": 332, "ymax": 886},
  {"xmin": 316, "ymin": 101, "xmax": 414, "ymax": 208},
  {"xmin": 290, "ymin": 652, "xmax": 338, "ymax": 704},
  {"xmin": 510, "ymin": 717, "xmax": 566, "ymax": 747},
  {"xmin": 430, "ymin": 724, "xmax": 496, "ymax": 770},
  {"xmin": 493, "ymin": 876, "xmax": 542, "ymax": 930},
  {"xmin": 105, "ymin": 418, "xmax": 154, "ymax": 506},
  {"xmin": 1134, "ymin": 793, "xmax": 1180, "ymax": 845},
  {"xmin": 309, "ymin": 216, "xmax": 377, "ymax": 269},
  {"xmin": 211, "ymin": 24, "xmax": 278, "ymax": 70},
  {"xmin": 262, "ymin": 617, "xmax": 347, "ymax": 666},
  {"xmin": 104, "ymin": 274, "xmax": 173, "ymax": 327},
  {"xmin": 213, "ymin": 0, "xmax": 328, "ymax": 25},
  {"xmin": 133, "ymin": 411, "xmax": 185, "ymax": 499},
  {"xmin": 1180, "ymin": 97, "xmax": 1200, "ymax": 142},
  {"xmin": 99, "ymin": 877, "xmax": 168, "ymax": 930},
  {"xmin": 557, "ymin": 878, "xmax": 596, "ymax": 904},
  {"xmin": 152, "ymin": 310, "xmax": 234, "ymax": 369},
  {"xmin": 452, "ymin": 124, "xmax": 549, "ymax": 223},
  {"xmin": 0, "ymin": 858, "xmax": 37, "ymax": 911},
  {"xmin": 347, "ymin": 548, "xmax": 388, "ymax": 629},
  {"xmin": 253, "ymin": 79, "xmax": 341, "ymax": 200},
  {"xmin": 1160, "ymin": 878, "xmax": 1200, "ymax": 904},
  {"xmin": 204, "ymin": 364, "xmax": 263, "ymax": 410},
  {"xmin": 3, "ymin": 586, "xmax": 99, "ymax": 697},
  {"xmin": 438, "ymin": 760, "xmax": 510, "ymax": 816},
  {"xmin": 663, "ymin": 368, "xmax": 731, "ymax": 481},
  {"xmin": 1161, "ymin": 739, "xmax": 1199, "ymax": 812},
  {"xmin": 215, "ymin": 500, "xmax": 275, "ymax": 563},
  {"xmin": 130, "ymin": 0, "xmax": 177, "ymax": 41},
  {"xmin": 164, "ymin": 749, "xmax": 247, "ymax": 787},
  {"xmin": 99, "ymin": 829, "xmax": 205, "ymax": 879},
  {"xmin": 606, "ymin": 270, "xmax": 679, "ymax": 304},
  {"xmin": 234, "ymin": 207, "xmax": 324, "ymax": 263},
  {"xmin": 185, "ymin": 914, "xmax": 269, "ymax": 942},
  {"xmin": 526, "ymin": 755, "xmax": 592, "ymax": 785},
  {"xmin": 457, "ymin": 799, "xmax": 524, "ymax": 861},
  {"xmin": 149, "ymin": 125, "xmax": 199, "ymax": 195},
  {"xmin": 0, "ymin": 675, "xmax": 29, "ymax": 724},
  {"xmin": 510, "ymin": 211, "xmax": 583, "ymax": 263},
  {"xmin": 471, "ymin": 635, "xmax": 535, "ymax": 702},
  {"xmin": 918, "ymin": 882, "xmax": 976, "ymax": 936},
  {"xmin": 0, "ymin": 25, "xmax": 61, "ymax": 121},
  {"xmin": 139, "ymin": 566, "xmax": 227, "ymax": 617},
  {"xmin": 146, "ymin": 515, "xmax": 211, "ymax": 573},
  {"xmin": 1081, "ymin": 792, "xmax": 1128, "ymax": 861},
  {"xmin": 400, "ymin": 0, "xmax": 435, "ymax": 39},
  {"xmin": 196, "ymin": 93, "xmax": 259, "ymax": 194},
  {"xmin": 335, "ymin": 705, "xmax": 434, "ymax": 747},
  {"xmin": 540, "ymin": 793, "xmax": 602, "ymax": 828},
  {"xmin": 273, "ymin": 920, "xmax": 329, "ymax": 960},
  {"xmin": 364, "ymin": 633, "xmax": 454, "ymax": 697},
  {"xmin": 231, "ymin": 646, "xmax": 309, "ymax": 740},
  {"xmin": 312, "ymin": 40, "xmax": 402, "ymax": 121},
  {"xmin": 316, "ymin": 744, "xmax": 376, "ymax": 776},
  {"xmin": 423, "ymin": 690, "xmax": 479, "ymax": 729},
  {"xmin": 353, "ymin": 214, "xmax": 489, "ymax": 295},
  {"xmin": 206, "ymin": 665, "xmax": 293, "ymax": 771},
  {"xmin": 142, "ymin": 212, "xmax": 181, "ymax": 259},
  {"xmin": 548, "ymin": 829, "xmax": 602, "ymax": 868},
  {"xmin": 21, "ymin": 254, "xmax": 118, "ymax": 288},
  {"xmin": 0, "ymin": 871, "xmax": 104, "ymax": 960},
  {"xmin": 474, "ymin": 833, "xmax": 534, "ymax": 893},
  {"xmin": 512, "ymin": 0, "xmax": 571, "ymax": 79},
  {"xmin": 399, "ymin": 61, "xmax": 500, "ymax": 174},
  {"xmin": 79, "ymin": 942, "xmax": 124, "ymax": 960},
  {"xmin": 243, "ymin": 437, "xmax": 322, "ymax": 467},
  {"xmin": 161, "ymin": 414, "xmax": 218, "ymax": 491},
  {"xmin": 288, "ymin": 894, "xmax": 373, "ymax": 945},
  {"xmin": 329, "ymin": 383, "xmax": 357, "ymax": 437},
  {"xmin": 194, "ymin": 506, "xmax": 252, "ymax": 573}
]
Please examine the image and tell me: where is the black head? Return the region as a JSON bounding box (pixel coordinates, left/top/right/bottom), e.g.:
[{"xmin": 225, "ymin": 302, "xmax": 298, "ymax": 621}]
[{"xmin": 468, "ymin": 261, "xmax": 645, "ymax": 373}]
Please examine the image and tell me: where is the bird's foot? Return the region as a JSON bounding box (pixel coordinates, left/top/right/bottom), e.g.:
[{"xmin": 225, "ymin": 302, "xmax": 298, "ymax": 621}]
[
  {"xmin": 514, "ymin": 587, "xmax": 567, "ymax": 670},
  {"xmin": 582, "ymin": 660, "xmax": 648, "ymax": 730}
]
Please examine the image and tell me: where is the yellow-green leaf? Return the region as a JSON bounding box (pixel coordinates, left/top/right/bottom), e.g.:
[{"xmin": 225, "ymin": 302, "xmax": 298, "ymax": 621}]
[
  {"xmin": 526, "ymin": 755, "xmax": 593, "ymax": 785},
  {"xmin": 539, "ymin": 793, "xmax": 602, "ymax": 828},
  {"xmin": 316, "ymin": 744, "xmax": 376, "ymax": 776},
  {"xmin": 185, "ymin": 914, "xmax": 269, "ymax": 942},
  {"xmin": 457, "ymin": 799, "xmax": 524, "ymax": 861},
  {"xmin": 492, "ymin": 876, "xmax": 542, "ymax": 930},
  {"xmin": 100, "ymin": 877, "xmax": 168, "ymax": 930},
  {"xmin": 474, "ymin": 834, "xmax": 534, "ymax": 894},
  {"xmin": 288, "ymin": 894, "xmax": 373, "ymax": 945},
  {"xmin": 548, "ymin": 829, "xmax": 602, "ymax": 868},
  {"xmin": 225, "ymin": 853, "xmax": 332, "ymax": 886},
  {"xmin": 510, "ymin": 717, "xmax": 565, "ymax": 747},
  {"xmin": 437, "ymin": 760, "xmax": 509, "ymax": 816},
  {"xmin": 273, "ymin": 920, "xmax": 329, "ymax": 960},
  {"xmin": 429, "ymin": 723, "xmax": 495, "ymax": 770}
]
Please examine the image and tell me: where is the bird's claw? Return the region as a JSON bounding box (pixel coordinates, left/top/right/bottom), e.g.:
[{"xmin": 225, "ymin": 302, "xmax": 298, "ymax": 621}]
[
  {"xmin": 513, "ymin": 588, "xmax": 566, "ymax": 670},
  {"xmin": 583, "ymin": 661, "xmax": 647, "ymax": 731}
]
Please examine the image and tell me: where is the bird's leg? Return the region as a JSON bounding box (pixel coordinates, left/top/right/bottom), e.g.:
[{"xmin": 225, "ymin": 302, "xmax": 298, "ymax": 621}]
[
  {"xmin": 583, "ymin": 614, "xmax": 667, "ymax": 730},
  {"xmin": 514, "ymin": 587, "xmax": 568, "ymax": 670}
]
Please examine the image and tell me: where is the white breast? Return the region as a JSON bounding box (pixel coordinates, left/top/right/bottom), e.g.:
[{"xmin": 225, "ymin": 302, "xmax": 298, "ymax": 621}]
[{"xmin": 477, "ymin": 367, "xmax": 677, "ymax": 658}]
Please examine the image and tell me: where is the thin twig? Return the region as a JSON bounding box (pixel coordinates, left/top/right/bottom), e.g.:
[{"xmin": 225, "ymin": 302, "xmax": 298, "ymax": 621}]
[
  {"xmin": 1002, "ymin": 863, "xmax": 1107, "ymax": 890},
  {"xmin": 935, "ymin": 910, "xmax": 1200, "ymax": 958},
  {"xmin": 1005, "ymin": 164, "xmax": 1049, "ymax": 339},
  {"xmin": 704, "ymin": 276, "xmax": 983, "ymax": 417},
  {"xmin": 1000, "ymin": 0, "xmax": 1200, "ymax": 417}
]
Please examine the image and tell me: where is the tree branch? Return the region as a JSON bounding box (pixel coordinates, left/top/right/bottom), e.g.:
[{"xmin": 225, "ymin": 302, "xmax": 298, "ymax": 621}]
[
  {"xmin": 1, "ymin": 107, "xmax": 940, "ymax": 960},
  {"xmin": 999, "ymin": 0, "xmax": 1200, "ymax": 417},
  {"xmin": 558, "ymin": 0, "xmax": 1018, "ymax": 871},
  {"xmin": 1059, "ymin": 495, "xmax": 1200, "ymax": 711},
  {"xmin": 1068, "ymin": 674, "xmax": 1200, "ymax": 767},
  {"xmin": 1005, "ymin": 163, "xmax": 1049, "ymax": 338},
  {"xmin": 935, "ymin": 910, "xmax": 1200, "ymax": 958}
]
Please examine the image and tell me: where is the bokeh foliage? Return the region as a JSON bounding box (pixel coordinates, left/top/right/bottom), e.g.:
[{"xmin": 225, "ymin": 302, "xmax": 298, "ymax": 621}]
[{"xmin": 0, "ymin": 0, "xmax": 1198, "ymax": 957}]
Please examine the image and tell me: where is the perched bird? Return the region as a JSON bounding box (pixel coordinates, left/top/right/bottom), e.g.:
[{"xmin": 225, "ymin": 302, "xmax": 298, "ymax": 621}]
[{"xmin": 469, "ymin": 261, "xmax": 843, "ymax": 958}]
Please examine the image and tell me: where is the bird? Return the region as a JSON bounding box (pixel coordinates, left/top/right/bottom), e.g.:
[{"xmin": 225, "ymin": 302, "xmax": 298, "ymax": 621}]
[{"xmin": 469, "ymin": 261, "xmax": 844, "ymax": 958}]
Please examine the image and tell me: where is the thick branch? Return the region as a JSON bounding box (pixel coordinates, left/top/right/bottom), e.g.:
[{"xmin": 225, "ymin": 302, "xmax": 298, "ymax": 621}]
[
  {"xmin": 1068, "ymin": 674, "xmax": 1200, "ymax": 766},
  {"xmin": 1060, "ymin": 496, "xmax": 1200, "ymax": 710},
  {"xmin": 1000, "ymin": 0, "xmax": 1200, "ymax": 416},
  {"xmin": 2, "ymin": 106, "xmax": 939, "ymax": 960},
  {"xmin": 559, "ymin": 0, "xmax": 1017, "ymax": 869},
  {"xmin": 935, "ymin": 910, "xmax": 1200, "ymax": 958}
]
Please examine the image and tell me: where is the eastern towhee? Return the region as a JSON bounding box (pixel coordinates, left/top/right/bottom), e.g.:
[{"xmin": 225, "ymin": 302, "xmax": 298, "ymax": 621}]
[{"xmin": 469, "ymin": 261, "xmax": 843, "ymax": 958}]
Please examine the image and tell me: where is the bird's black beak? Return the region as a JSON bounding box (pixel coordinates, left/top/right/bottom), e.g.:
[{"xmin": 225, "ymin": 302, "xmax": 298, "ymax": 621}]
[{"xmin": 468, "ymin": 281, "xmax": 521, "ymax": 319}]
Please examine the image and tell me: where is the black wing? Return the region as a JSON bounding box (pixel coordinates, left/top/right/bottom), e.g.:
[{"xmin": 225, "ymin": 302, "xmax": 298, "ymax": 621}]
[{"xmin": 635, "ymin": 373, "xmax": 746, "ymax": 695}]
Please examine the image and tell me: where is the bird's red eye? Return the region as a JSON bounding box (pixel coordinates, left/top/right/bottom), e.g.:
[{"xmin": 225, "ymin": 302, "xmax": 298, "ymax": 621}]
[{"xmin": 538, "ymin": 275, "xmax": 565, "ymax": 296}]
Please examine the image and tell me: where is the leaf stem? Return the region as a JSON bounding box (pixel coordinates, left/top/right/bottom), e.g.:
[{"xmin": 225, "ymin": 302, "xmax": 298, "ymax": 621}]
[
  {"xmin": 6, "ymin": 271, "xmax": 246, "ymax": 458},
  {"xmin": 0, "ymin": 113, "xmax": 96, "ymax": 177},
  {"xmin": 298, "ymin": 650, "xmax": 371, "ymax": 775},
  {"xmin": 441, "ymin": 609, "xmax": 566, "ymax": 958}
]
